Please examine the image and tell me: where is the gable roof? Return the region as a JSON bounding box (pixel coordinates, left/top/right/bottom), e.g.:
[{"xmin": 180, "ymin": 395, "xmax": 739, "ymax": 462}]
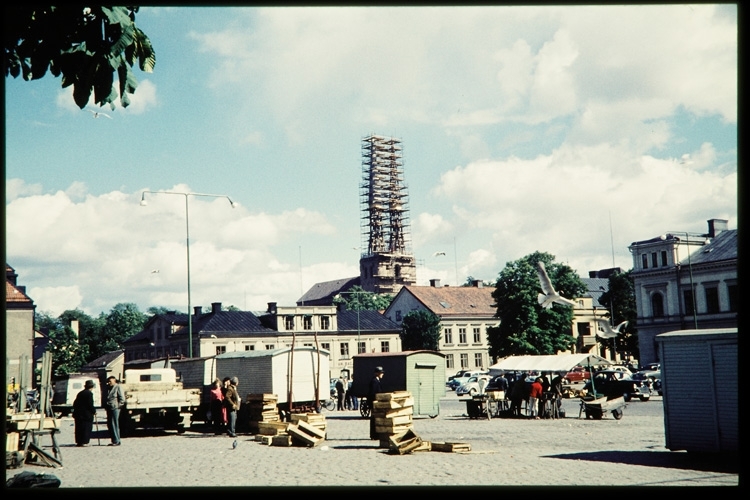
[
  {"xmin": 5, "ymin": 279, "xmax": 33, "ymax": 306},
  {"xmin": 683, "ymin": 229, "xmax": 737, "ymax": 266},
  {"xmin": 580, "ymin": 277, "xmax": 609, "ymax": 308},
  {"xmin": 297, "ymin": 276, "xmax": 361, "ymax": 305},
  {"xmin": 395, "ymin": 285, "xmax": 497, "ymax": 317},
  {"xmin": 82, "ymin": 349, "xmax": 125, "ymax": 371}
]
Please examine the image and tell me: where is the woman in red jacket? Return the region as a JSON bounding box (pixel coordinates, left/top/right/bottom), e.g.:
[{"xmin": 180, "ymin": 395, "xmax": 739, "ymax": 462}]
[{"xmin": 528, "ymin": 377, "xmax": 544, "ymax": 419}]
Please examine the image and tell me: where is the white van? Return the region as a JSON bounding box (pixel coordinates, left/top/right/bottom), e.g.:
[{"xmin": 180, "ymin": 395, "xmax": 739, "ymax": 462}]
[{"xmin": 52, "ymin": 374, "xmax": 102, "ymax": 415}]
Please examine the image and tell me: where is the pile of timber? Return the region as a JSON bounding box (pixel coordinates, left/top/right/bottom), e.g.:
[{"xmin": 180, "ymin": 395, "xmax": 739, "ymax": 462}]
[
  {"xmin": 373, "ymin": 391, "xmax": 414, "ymax": 448},
  {"xmin": 246, "ymin": 393, "xmax": 282, "ymax": 435},
  {"xmin": 386, "ymin": 428, "xmax": 472, "ymax": 455},
  {"xmin": 253, "ymin": 412, "xmax": 327, "ymax": 448}
]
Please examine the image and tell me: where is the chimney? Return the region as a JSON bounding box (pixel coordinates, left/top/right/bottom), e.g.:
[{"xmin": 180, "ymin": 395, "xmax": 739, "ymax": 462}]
[
  {"xmin": 267, "ymin": 302, "xmax": 277, "ymax": 315},
  {"xmin": 471, "ymin": 280, "xmax": 483, "ymax": 288},
  {"xmin": 193, "ymin": 306, "xmax": 202, "ymax": 316},
  {"xmin": 707, "ymin": 219, "xmax": 728, "ymax": 238},
  {"xmin": 430, "ymin": 279, "xmax": 441, "ymax": 288},
  {"xmin": 211, "ymin": 302, "xmax": 222, "ymax": 314}
]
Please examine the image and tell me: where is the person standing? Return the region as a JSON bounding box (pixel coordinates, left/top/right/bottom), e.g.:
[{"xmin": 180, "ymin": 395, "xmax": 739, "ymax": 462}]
[
  {"xmin": 224, "ymin": 376, "xmax": 240, "ymax": 437},
  {"xmin": 528, "ymin": 377, "xmax": 544, "ymax": 419},
  {"xmin": 367, "ymin": 366, "xmax": 384, "ymax": 439},
  {"xmin": 105, "ymin": 376, "xmax": 125, "ymax": 446},
  {"xmin": 209, "ymin": 378, "xmax": 225, "ymax": 435},
  {"xmin": 346, "ymin": 378, "xmax": 358, "ymax": 411},
  {"xmin": 335, "ymin": 376, "xmax": 346, "ymax": 411},
  {"xmin": 72, "ymin": 380, "xmax": 97, "ymax": 447}
]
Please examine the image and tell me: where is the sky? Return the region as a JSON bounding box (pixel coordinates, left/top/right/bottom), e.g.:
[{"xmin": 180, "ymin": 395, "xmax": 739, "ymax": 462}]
[{"xmin": 4, "ymin": 5, "xmax": 738, "ymax": 318}]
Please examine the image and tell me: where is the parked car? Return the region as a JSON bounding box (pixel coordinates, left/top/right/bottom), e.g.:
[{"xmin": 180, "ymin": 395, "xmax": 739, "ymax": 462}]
[
  {"xmin": 584, "ymin": 369, "xmax": 651, "ymax": 402},
  {"xmin": 447, "ymin": 369, "xmax": 470, "ymax": 385},
  {"xmin": 640, "ymin": 363, "xmax": 661, "ymax": 372},
  {"xmin": 447, "ymin": 370, "xmax": 488, "ymax": 391},
  {"xmin": 563, "ymin": 366, "xmax": 591, "ymax": 383},
  {"xmin": 632, "ymin": 370, "xmax": 662, "ymax": 396},
  {"xmin": 456, "ymin": 375, "xmax": 492, "ymax": 397},
  {"xmin": 485, "ymin": 375, "xmax": 509, "ymax": 392}
]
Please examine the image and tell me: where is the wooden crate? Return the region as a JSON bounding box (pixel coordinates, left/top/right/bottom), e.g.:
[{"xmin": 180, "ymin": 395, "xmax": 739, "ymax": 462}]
[{"xmin": 430, "ymin": 442, "xmax": 472, "ymax": 453}]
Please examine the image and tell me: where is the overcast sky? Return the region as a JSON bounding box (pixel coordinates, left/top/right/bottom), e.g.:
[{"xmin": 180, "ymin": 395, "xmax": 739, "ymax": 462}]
[{"xmin": 5, "ymin": 5, "xmax": 737, "ymax": 318}]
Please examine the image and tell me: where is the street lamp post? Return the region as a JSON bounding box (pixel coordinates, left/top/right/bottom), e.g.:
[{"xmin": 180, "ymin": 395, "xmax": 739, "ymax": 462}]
[
  {"xmin": 141, "ymin": 190, "xmax": 237, "ymax": 357},
  {"xmin": 666, "ymin": 231, "xmax": 703, "ymax": 330}
]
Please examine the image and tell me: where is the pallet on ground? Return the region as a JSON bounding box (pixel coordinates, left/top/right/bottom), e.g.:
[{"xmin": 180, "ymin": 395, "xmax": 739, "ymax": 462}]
[
  {"xmin": 430, "ymin": 442, "xmax": 472, "ymax": 453},
  {"xmin": 287, "ymin": 420, "xmax": 326, "ymax": 447},
  {"xmin": 255, "ymin": 421, "xmax": 289, "ymax": 436}
]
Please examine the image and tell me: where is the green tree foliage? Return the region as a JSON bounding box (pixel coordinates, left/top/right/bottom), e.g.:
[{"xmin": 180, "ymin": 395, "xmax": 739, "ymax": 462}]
[
  {"xmin": 399, "ymin": 310, "xmax": 442, "ymax": 351},
  {"xmin": 58, "ymin": 308, "xmax": 107, "ymax": 360},
  {"xmin": 462, "ymin": 276, "xmax": 494, "ymax": 287},
  {"xmin": 487, "ymin": 251, "xmax": 586, "ymax": 358},
  {"xmin": 4, "ymin": 6, "xmax": 155, "ymax": 109},
  {"xmin": 597, "ymin": 269, "xmax": 639, "ymax": 360},
  {"xmin": 37, "ymin": 312, "xmax": 91, "ymax": 376},
  {"xmin": 333, "ymin": 285, "xmax": 393, "ymax": 311},
  {"xmin": 102, "ymin": 303, "xmax": 148, "ymax": 349}
]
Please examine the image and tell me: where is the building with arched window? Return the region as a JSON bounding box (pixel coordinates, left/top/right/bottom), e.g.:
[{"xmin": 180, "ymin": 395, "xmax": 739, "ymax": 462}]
[{"xmin": 628, "ymin": 219, "xmax": 737, "ymax": 365}]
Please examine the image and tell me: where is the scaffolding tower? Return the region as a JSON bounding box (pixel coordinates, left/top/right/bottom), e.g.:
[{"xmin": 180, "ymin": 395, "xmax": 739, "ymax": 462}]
[{"xmin": 359, "ymin": 134, "xmax": 416, "ymax": 294}]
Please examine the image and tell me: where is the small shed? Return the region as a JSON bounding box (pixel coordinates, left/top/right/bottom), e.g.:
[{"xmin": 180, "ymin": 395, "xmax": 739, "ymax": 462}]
[
  {"xmin": 214, "ymin": 347, "xmax": 329, "ymax": 407},
  {"xmin": 656, "ymin": 328, "xmax": 737, "ymax": 453},
  {"xmin": 351, "ymin": 351, "xmax": 445, "ymax": 418}
]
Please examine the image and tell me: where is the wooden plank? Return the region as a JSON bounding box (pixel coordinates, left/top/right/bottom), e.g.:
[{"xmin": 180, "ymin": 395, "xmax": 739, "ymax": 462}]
[
  {"xmin": 246, "ymin": 393, "xmax": 278, "ymax": 402},
  {"xmin": 375, "ymin": 415, "xmax": 413, "ymax": 426},
  {"xmin": 375, "ymin": 423, "xmax": 413, "ymax": 434},
  {"xmin": 375, "ymin": 391, "xmax": 412, "ymax": 401},
  {"xmin": 271, "ymin": 434, "xmax": 292, "ymax": 447},
  {"xmin": 383, "ymin": 406, "xmax": 413, "ymax": 418},
  {"xmin": 287, "ymin": 424, "xmax": 322, "ymax": 447},
  {"xmin": 430, "ymin": 442, "xmax": 472, "ymax": 453},
  {"xmin": 372, "ymin": 397, "xmax": 415, "ymax": 410},
  {"xmin": 296, "ymin": 420, "xmax": 326, "ymax": 440}
]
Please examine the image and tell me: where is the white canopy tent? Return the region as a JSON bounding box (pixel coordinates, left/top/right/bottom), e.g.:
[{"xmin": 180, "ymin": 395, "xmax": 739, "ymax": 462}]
[{"xmin": 488, "ymin": 353, "xmax": 611, "ymax": 375}]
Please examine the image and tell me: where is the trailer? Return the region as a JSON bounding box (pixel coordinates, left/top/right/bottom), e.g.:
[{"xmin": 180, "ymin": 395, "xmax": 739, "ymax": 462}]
[
  {"xmin": 51, "ymin": 373, "xmax": 102, "ymax": 416},
  {"xmin": 170, "ymin": 357, "xmax": 219, "ymax": 425},
  {"xmin": 214, "ymin": 347, "xmax": 330, "ymax": 421},
  {"xmin": 351, "ymin": 351, "xmax": 445, "ymax": 418}
]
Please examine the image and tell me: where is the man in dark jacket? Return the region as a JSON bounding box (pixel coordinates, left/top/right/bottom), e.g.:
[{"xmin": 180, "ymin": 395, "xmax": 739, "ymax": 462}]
[
  {"xmin": 368, "ymin": 366, "xmax": 384, "ymax": 439},
  {"xmin": 224, "ymin": 376, "xmax": 241, "ymax": 437},
  {"xmin": 73, "ymin": 380, "xmax": 97, "ymax": 447}
]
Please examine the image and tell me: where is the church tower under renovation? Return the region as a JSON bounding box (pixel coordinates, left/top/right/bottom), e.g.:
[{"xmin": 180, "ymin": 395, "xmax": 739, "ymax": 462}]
[{"xmin": 359, "ymin": 134, "xmax": 417, "ymax": 294}]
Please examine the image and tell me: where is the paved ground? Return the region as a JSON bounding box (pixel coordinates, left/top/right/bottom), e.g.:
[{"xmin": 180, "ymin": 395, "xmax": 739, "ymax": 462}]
[{"xmin": 6, "ymin": 391, "xmax": 739, "ymax": 489}]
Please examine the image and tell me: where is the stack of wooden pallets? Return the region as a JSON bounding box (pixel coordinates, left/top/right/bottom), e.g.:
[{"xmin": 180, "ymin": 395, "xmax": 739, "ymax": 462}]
[
  {"xmin": 246, "ymin": 393, "xmax": 282, "ymax": 435},
  {"xmin": 372, "ymin": 391, "xmax": 414, "ymax": 448}
]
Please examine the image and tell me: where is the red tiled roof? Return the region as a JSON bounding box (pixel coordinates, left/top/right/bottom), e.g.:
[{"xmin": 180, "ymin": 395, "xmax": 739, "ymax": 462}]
[
  {"xmin": 5, "ymin": 280, "xmax": 32, "ymax": 303},
  {"xmin": 401, "ymin": 285, "xmax": 496, "ymax": 317}
]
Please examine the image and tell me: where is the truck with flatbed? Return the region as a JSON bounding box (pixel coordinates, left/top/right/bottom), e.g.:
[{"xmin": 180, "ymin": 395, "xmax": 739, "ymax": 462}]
[{"xmin": 118, "ymin": 368, "xmax": 201, "ymax": 435}]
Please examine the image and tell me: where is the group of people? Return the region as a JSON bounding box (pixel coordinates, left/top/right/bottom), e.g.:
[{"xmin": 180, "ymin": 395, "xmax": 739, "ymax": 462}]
[
  {"xmin": 72, "ymin": 376, "xmax": 125, "ymax": 447},
  {"xmin": 334, "ymin": 376, "xmax": 358, "ymax": 411},
  {"xmin": 208, "ymin": 376, "xmax": 241, "ymax": 437},
  {"xmin": 72, "ymin": 374, "xmax": 243, "ymax": 447},
  {"xmin": 506, "ymin": 371, "xmax": 564, "ymax": 419}
]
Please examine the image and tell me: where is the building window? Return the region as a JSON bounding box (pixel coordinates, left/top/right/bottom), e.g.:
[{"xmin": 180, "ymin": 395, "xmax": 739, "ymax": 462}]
[
  {"xmin": 215, "ymin": 345, "xmax": 226, "ymax": 355},
  {"xmin": 320, "ymin": 342, "xmax": 330, "ymax": 351},
  {"xmin": 320, "ymin": 316, "xmax": 330, "ymax": 330},
  {"xmin": 474, "ymin": 353, "xmax": 483, "ymax": 368},
  {"xmin": 683, "ymin": 289, "xmax": 695, "ymax": 316},
  {"xmin": 728, "ymin": 284, "xmax": 737, "ymax": 312},
  {"xmin": 651, "ymin": 293, "xmax": 664, "ymax": 317},
  {"xmin": 705, "ymin": 286, "xmax": 720, "ymax": 314},
  {"xmin": 245, "ymin": 345, "xmax": 254, "ymax": 351},
  {"xmin": 651, "ymin": 252, "xmax": 658, "ymax": 268},
  {"xmin": 661, "ymin": 250, "xmax": 668, "ymax": 266},
  {"xmin": 303, "ymin": 315, "xmax": 312, "ymax": 330},
  {"xmin": 395, "ymin": 310, "xmax": 402, "ymax": 322},
  {"xmin": 284, "ymin": 316, "xmax": 294, "ymax": 330},
  {"xmin": 460, "ymin": 353, "xmax": 469, "ymax": 369},
  {"xmin": 340, "ymin": 343, "xmax": 349, "ymax": 356},
  {"xmin": 458, "ymin": 328, "xmax": 467, "ymax": 344},
  {"xmin": 265, "ymin": 344, "xmax": 275, "ymax": 350},
  {"xmin": 577, "ymin": 322, "xmax": 591, "ymax": 336},
  {"xmin": 446, "ymin": 354, "xmax": 454, "ymax": 369},
  {"xmin": 642, "ymin": 254, "xmax": 648, "ymax": 269},
  {"xmin": 358, "ymin": 341, "xmax": 366, "ymax": 354},
  {"xmin": 444, "ymin": 328, "xmax": 452, "ymax": 344},
  {"xmin": 380, "ymin": 341, "xmax": 390, "ymax": 353},
  {"xmin": 473, "ymin": 327, "xmax": 481, "ymax": 343}
]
